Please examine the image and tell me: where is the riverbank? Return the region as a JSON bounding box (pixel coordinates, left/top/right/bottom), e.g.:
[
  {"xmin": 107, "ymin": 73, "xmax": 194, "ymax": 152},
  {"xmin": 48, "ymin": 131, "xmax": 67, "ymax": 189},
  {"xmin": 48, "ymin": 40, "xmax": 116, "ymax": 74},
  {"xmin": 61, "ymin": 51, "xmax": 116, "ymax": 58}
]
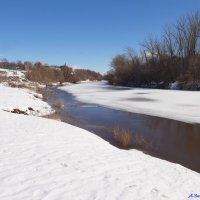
[
  {"xmin": 0, "ymin": 75, "xmax": 200, "ymax": 199},
  {"xmin": 45, "ymin": 88, "xmax": 200, "ymax": 173},
  {"xmin": 60, "ymin": 81, "xmax": 200, "ymax": 124}
]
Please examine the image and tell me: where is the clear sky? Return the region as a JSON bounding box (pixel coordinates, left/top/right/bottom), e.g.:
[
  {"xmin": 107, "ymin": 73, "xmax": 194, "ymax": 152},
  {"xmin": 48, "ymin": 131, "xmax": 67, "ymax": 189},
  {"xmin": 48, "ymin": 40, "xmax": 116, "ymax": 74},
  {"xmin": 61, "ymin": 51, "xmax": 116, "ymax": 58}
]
[{"xmin": 0, "ymin": 0, "xmax": 199, "ymax": 73}]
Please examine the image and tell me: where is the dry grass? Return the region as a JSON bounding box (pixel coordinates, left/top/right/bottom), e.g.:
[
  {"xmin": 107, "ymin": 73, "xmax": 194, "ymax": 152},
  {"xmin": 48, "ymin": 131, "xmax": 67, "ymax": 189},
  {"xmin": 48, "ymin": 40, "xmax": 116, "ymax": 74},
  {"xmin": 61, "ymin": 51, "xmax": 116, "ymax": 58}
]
[
  {"xmin": 113, "ymin": 127, "xmax": 132, "ymax": 148},
  {"xmin": 0, "ymin": 76, "xmax": 48, "ymax": 103},
  {"xmin": 53, "ymin": 99, "xmax": 65, "ymax": 109},
  {"xmin": 26, "ymin": 67, "xmax": 64, "ymax": 85},
  {"xmin": 0, "ymin": 75, "xmax": 8, "ymax": 82},
  {"xmin": 44, "ymin": 112, "xmax": 62, "ymax": 121},
  {"xmin": 35, "ymin": 86, "xmax": 45, "ymax": 94},
  {"xmin": 8, "ymin": 82, "xmax": 27, "ymax": 88},
  {"xmin": 0, "ymin": 76, "xmax": 27, "ymax": 88},
  {"xmin": 113, "ymin": 127, "xmax": 147, "ymax": 148}
]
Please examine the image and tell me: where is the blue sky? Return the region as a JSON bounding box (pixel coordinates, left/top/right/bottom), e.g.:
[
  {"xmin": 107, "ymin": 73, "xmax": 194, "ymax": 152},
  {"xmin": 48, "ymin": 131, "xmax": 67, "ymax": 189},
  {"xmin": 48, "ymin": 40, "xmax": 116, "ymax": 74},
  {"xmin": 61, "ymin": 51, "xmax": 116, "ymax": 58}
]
[{"xmin": 0, "ymin": 0, "xmax": 199, "ymax": 73}]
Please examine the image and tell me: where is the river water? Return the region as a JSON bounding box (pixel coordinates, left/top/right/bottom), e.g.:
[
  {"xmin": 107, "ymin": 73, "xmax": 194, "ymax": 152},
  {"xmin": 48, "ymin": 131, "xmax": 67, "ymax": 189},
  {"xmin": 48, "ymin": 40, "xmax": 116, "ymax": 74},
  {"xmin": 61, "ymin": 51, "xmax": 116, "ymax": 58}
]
[{"xmin": 46, "ymin": 88, "xmax": 200, "ymax": 173}]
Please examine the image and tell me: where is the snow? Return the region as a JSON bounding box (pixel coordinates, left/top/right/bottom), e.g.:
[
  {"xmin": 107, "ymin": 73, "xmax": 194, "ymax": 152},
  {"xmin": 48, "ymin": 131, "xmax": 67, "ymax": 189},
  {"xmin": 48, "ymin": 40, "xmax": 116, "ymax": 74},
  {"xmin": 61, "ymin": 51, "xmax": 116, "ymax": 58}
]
[
  {"xmin": 0, "ymin": 79, "xmax": 199, "ymax": 199},
  {"xmin": 0, "ymin": 110, "xmax": 199, "ymax": 200},
  {"xmin": 78, "ymin": 79, "xmax": 91, "ymax": 83},
  {"xmin": 0, "ymin": 85, "xmax": 53, "ymax": 116},
  {"xmin": 170, "ymin": 81, "xmax": 179, "ymax": 90},
  {"xmin": 0, "ymin": 68, "xmax": 26, "ymax": 79},
  {"xmin": 60, "ymin": 81, "xmax": 200, "ymax": 124}
]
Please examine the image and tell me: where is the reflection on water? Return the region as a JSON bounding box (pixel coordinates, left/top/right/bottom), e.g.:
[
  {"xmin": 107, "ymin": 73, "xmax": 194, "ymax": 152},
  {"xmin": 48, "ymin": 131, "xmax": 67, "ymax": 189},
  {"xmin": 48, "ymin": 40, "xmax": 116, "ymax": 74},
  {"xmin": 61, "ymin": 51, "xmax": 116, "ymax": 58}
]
[{"xmin": 46, "ymin": 88, "xmax": 200, "ymax": 173}]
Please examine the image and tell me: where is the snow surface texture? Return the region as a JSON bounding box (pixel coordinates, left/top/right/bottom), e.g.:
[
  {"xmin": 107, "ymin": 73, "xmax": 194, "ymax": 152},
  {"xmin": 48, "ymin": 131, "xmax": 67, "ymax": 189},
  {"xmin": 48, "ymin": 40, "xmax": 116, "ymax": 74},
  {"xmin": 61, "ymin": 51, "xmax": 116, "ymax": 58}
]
[
  {"xmin": 0, "ymin": 68, "xmax": 26, "ymax": 79},
  {"xmin": 0, "ymin": 78, "xmax": 199, "ymax": 199},
  {"xmin": 0, "ymin": 85, "xmax": 52, "ymax": 116},
  {"xmin": 0, "ymin": 110, "xmax": 199, "ymax": 200},
  {"xmin": 60, "ymin": 81, "xmax": 200, "ymax": 124}
]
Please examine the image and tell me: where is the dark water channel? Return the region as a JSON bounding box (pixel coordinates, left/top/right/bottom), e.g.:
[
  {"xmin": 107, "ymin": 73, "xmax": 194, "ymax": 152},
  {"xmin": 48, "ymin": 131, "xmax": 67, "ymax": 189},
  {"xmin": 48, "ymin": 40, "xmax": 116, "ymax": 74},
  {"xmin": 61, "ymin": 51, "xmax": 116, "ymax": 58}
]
[{"xmin": 46, "ymin": 88, "xmax": 200, "ymax": 173}]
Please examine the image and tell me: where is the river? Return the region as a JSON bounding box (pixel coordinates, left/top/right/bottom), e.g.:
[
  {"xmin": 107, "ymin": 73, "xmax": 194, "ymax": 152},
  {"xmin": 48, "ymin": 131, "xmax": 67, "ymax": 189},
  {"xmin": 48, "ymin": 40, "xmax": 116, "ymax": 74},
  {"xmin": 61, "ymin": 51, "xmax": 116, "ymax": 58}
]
[{"xmin": 46, "ymin": 87, "xmax": 200, "ymax": 173}]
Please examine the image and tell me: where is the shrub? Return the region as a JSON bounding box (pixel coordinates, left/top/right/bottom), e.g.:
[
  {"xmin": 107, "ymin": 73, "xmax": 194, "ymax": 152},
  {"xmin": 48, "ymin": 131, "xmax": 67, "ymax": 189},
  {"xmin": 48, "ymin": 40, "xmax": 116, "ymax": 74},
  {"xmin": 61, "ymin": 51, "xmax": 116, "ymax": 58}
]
[
  {"xmin": 26, "ymin": 67, "xmax": 63, "ymax": 84},
  {"xmin": 113, "ymin": 127, "xmax": 132, "ymax": 147},
  {"xmin": 74, "ymin": 69, "xmax": 103, "ymax": 81},
  {"xmin": 26, "ymin": 66, "xmax": 103, "ymax": 84}
]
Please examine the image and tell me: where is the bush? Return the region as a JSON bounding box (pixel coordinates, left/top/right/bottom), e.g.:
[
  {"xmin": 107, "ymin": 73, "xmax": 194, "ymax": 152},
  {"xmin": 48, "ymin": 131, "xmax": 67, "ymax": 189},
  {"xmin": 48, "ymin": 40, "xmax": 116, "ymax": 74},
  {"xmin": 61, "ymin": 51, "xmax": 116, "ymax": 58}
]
[
  {"xmin": 74, "ymin": 69, "xmax": 103, "ymax": 81},
  {"xmin": 113, "ymin": 127, "xmax": 132, "ymax": 147},
  {"xmin": 26, "ymin": 67, "xmax": 64, "ymax": 84}
]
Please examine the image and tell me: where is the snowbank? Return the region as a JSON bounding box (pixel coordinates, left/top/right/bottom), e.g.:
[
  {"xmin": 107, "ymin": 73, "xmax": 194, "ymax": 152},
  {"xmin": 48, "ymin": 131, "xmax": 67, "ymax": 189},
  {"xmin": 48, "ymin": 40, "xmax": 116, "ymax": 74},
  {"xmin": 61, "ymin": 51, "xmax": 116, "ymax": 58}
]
[
  {"xmin": 0, "ymin": 68, "xmax": 26, "ymax": 79},
  {"xmin": 0, "ymin": 110, "xmax": 199, "ymax": 200},
  {"xmin": 0, "ymin": 85, "xmax": 53, "ymax": 116},
  {"xmin": 0, "ymin": 79, "xmax": 199, "ymax": 199},
  {"xmin": 60, "ymin": 81, "xmax": 200, "ymax": 124}
]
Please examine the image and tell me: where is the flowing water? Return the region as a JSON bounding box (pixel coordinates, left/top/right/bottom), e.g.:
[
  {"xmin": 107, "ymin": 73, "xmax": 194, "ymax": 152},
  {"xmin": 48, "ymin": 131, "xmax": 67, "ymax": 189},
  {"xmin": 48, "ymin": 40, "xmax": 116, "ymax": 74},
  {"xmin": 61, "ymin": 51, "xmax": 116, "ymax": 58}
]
[{"xmin": 46, "ymin": 88, "xmax": 200, "ymax": 173}]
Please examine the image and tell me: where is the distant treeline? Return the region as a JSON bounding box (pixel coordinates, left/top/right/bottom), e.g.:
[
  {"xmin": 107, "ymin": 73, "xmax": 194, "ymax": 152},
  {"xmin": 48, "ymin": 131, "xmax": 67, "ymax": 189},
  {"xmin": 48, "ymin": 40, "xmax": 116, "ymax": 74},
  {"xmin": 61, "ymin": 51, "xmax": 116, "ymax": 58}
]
[
  {"xmin": 26, "ymin": 66, "xmax": 102, "ymax": 85},
  {"xmin": 105, "ymin": 11, "xmax": 200, "ymax": 90},
  {"xmin": 0, "ymin": 60, "xmax": 102, "ymax": 84},
  {"xmin": 0, "ymin": 59, "xmax": 25, "ymax": 70}
]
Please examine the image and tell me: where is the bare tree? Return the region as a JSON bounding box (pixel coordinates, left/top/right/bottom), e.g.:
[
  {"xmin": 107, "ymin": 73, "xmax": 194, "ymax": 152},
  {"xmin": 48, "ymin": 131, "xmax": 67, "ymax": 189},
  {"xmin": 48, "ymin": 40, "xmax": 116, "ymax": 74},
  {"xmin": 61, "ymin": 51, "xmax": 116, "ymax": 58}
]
[
  {"xmin": 141, "ymin": 36, "xmax": 157, "ymax": 59},
  {"xmin": 162, "ymin": 26, "xmax": 177, "ymax": 58}
]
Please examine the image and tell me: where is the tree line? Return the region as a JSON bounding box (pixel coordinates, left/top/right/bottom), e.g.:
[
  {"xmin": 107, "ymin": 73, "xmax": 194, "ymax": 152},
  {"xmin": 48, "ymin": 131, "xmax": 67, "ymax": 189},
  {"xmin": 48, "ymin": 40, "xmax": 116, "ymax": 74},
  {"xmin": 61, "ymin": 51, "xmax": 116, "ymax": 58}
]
[
  {"xmin": 0, "ymin": 60, "xmax": 102, "ymax": 85},
  {"xmin": 105, "ymin": 11, "xmax": 200, "ymax": 90},
  {"xmin": 26, "ymin": 65, "xmax": 102, "ymax": 85}
]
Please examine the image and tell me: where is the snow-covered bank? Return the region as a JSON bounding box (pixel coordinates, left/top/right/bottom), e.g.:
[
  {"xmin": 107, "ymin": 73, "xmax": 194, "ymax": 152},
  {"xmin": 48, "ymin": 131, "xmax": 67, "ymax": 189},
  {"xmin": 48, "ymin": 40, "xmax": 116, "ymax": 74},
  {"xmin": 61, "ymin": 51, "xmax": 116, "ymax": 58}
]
[
  {"xmin": 0, "ymin": 78, "xmax": 199, "ymax": 199},
  {"xmin": 0, "ymin": 68, "xmax": 26, "ymax": 79},
  {"xmin": 60, "ymin": 81, "xmax": 200, "ymax": 124},
  {"xmin": 0, "ymin": 110, "xmax": 199, "ymax": 200},
  {"xmin": 0, "ymin": 85, "xmax": 53, "ymax": 116}
]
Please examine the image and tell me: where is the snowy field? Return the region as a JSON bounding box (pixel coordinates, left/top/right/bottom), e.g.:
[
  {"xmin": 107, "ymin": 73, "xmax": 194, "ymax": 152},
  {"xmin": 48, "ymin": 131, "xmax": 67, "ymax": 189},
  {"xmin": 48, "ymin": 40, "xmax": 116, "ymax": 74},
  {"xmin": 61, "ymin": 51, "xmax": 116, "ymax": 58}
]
[
  {"xmin": 60, "ymin": 81, "xmax": 200, "ymax": 124},
  {"xmin": 0, "ymin": 110, "xmax": 200, "ymax": 200},
  {"xmin": 0, "ymin": 76, "xmax": 200, "ymax": 199}
]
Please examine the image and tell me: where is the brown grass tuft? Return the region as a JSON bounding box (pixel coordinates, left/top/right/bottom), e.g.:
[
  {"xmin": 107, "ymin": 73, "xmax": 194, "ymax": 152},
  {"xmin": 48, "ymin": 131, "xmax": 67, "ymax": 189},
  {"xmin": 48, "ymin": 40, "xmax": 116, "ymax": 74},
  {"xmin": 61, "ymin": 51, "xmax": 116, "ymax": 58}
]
[
  {"xmin": 113, "ymin": 127, "xmax": 132, "ymax": 147},
  {"xmin": 44, "ymin": 112, "xmax": 62, "ymax": 121}
]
